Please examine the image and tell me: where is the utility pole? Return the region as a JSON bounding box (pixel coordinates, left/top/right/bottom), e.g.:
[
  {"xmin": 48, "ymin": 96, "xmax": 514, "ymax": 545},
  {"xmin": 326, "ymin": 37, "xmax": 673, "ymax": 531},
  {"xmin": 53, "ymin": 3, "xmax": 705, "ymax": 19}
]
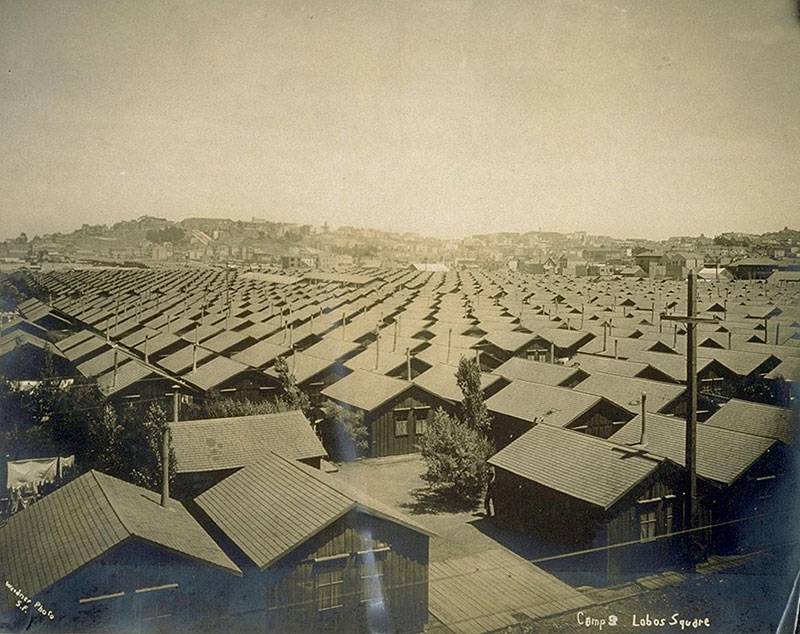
[
  {"xmin": 162, "ymin": 386, "xmax": 178, "ymax": 507},
  {"xmin": 660, "ymin": 271, "xmax": 718, "ymax": 568}
]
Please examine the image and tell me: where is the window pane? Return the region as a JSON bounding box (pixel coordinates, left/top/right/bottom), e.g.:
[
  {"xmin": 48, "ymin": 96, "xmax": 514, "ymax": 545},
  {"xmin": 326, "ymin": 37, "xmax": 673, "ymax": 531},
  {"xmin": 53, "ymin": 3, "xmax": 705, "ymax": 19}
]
[
  {"xmin": 361, "ymin": 559, "xmax": 384, "ymax": 604},
  {"xmin": 395, "ymin": 419, "xmax": 408, "ymax": 436},
  {"xmin": 317, "ymin": 566, "xmax": 344, "ymax": 611},
  {"xmin": 639, "ymin": 509, "xmax": 657, "ymax": 541}
]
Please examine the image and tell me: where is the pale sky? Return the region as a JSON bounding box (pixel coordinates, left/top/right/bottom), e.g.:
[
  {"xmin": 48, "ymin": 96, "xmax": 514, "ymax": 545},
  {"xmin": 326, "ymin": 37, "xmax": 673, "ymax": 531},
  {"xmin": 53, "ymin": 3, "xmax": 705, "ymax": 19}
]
[{"xmin": 1, "ymin": 1, "xmax": 799, "ymax": 241}]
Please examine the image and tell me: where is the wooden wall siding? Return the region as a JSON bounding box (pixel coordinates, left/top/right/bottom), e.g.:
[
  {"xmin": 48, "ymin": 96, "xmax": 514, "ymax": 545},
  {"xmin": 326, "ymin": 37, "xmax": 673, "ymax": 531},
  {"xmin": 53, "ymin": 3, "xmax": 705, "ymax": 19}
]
[
  {"xmin": 490, "ymin": 413, "xmax": 533, "ymax": 450},
  {"xmin": 386, "ymin": 358, "xmax": 428, "ymax": 380},
  {"xmin": 698, "ymin": 365, "xmax": 737, "ymax": 398},
  {"xmin": 568, "ymin": 402, "xmax": 633, "ymax": 439},
  {"xmin": 301, "ymin": 367, "xmax": 347, "ymax": 408},
  {"xmin": 493, "ymin": 468, "xmax": 604, "ymax": 546},
  {"xmin": 34, "ymin": 540, "xmax": 236, "ymax": 633},
  {"xmin": 475, "ymin": 344, "xmax": 506, "ymax": 370},
  {"xmin": 604, "ymin": 466, "xmax": 690, "ymax": 579},
  {"xmin": 515, "ymin": 343, "xmax": 550, "ymax": 363},
  {"xmin": 368, "ymin": 387, "xmax": 446, "ymax": 458},
  {"xmin": 495, "ymin": 463, "xmax": 694, "ymax": 582},
  {"xmin": 110, "ymin": 378, "xmax": 176, "ymax": 406},
  {"xmin": 265, "ymin": 510, "xmax": 428, "ymax": 633},
  {"xmin": 605, "ymin": 468, "xmax": 683, "ymax": 546},
  {"xmin": 174, "ymin": 468, "xmax": 239, "ymax": 501},
  {"xmin": 211, "ymin": 373, "xmax": 276, "ymax": 402},
  {"xmin": 708, "ymin": 446, "xmax": 791, "ymax": 554}
]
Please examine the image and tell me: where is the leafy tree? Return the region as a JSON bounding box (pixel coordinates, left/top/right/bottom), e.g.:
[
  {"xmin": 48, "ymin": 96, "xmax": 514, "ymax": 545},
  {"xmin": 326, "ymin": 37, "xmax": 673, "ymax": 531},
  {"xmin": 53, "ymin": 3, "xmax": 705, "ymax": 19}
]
[
  {"xmin": 86, "ymin": 405, "xmax": 123, "ymax": 475},
  {"xmin": 319, "ymin": 401, "xmax": 369, "ymax": 462},
  {"xmin": 118, "ymin": 401, "xmax": 176, "ymax": 490},
  {"xmin": 273, "ymin": 355, "xmax": 312, "ymax": 416},
  {"xmin": 0, "ymin": 270, "xmax": 41, "ymax": 308},
  {"xmin": 418, "ymin": 408, "xmax": 493, "ymax": 502},
  {"xmin": 737, "ymin": 375, "xmax": 784, "ymax": 406},
  {"xmin": 455, "ymin": 356, "xmax": 491, "ymax": 435},
  {"xmin": 3, "ymin": 352, "xmax": 176, "ymax": 491},
  {"xmin": 181, "ymin": 394, "xmax": 296, "ymax": 420}
]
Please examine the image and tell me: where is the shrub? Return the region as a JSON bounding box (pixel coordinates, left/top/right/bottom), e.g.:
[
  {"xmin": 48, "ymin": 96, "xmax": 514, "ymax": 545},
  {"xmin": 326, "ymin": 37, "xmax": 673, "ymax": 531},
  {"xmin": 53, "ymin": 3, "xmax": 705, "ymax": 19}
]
[{"xmin": 418, "ymin": 408, "xmax": 493, "ymax": 503}]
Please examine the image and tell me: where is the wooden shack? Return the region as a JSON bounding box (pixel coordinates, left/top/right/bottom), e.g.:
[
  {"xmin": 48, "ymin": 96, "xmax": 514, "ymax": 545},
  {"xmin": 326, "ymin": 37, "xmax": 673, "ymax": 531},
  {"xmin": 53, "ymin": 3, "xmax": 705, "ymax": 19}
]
[
  {"xmin": 0, "ymin": 471, "xmax": 240, "ymax": 632},
  {"xmin": 192, "ymin": 451, "xmax": 432, "ymax": 633},
  {"xmin": 485, "ymin": 380, "xmax": 634, "ymax": 448},
  {"xmin": 321, "ymin": 370, "xmax": 449, "ymax": 457},
  {"xmin": 488, "ymin": 424, "xmax": 687, "ymax": 581},
  {"xmin": 169, "ymin": 410, "xmax": 327, "ymax": 499}
]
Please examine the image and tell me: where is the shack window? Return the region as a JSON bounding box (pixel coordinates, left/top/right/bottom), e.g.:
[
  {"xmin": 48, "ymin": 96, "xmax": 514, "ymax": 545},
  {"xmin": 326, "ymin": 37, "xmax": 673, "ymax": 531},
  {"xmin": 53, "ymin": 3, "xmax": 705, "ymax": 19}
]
[
  {"xmin": 360, "ymin": 557, "xmax": 385, "ymax": 604},
  {"xmin": 639, "ymin": 508, "xmax": 657, "ymax": 542},
  {"xmin": 317, "ymin": 566, "xmax": 345, "ymax": 611},
  {"xmin": 415, "ymin": 408, "xmax": 429, "ymax": 435},
  {"xmin": 663, "ymin": 502, "xmax": 674, "ymax": 535},
  {"xmin": 394, "ymin": 410, "xmax": 408, "ymax": 437}
]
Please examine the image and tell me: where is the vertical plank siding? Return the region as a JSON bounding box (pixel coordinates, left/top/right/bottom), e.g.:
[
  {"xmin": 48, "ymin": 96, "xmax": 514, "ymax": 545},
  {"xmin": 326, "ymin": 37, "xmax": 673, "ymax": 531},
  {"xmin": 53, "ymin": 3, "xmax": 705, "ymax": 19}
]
[{"xmin": 265, "ymin": 510, "xmax": 429, "ymax": 633}]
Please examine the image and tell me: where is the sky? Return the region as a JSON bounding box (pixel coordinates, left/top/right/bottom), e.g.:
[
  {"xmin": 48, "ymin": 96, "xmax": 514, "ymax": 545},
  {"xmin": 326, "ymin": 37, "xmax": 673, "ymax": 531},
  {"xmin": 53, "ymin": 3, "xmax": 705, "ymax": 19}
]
[{"xmin": 1, "ymin": 0, "xmax": 799, "ymax": 241}]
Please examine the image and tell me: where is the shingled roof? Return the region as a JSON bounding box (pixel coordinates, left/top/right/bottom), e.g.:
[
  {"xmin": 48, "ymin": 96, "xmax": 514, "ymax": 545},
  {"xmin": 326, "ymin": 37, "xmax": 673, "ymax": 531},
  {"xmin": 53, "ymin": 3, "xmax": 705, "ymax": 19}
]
[
  {"xmin": 489, "ymin": 425, "xmax": 666, "ymax": 510},
  {"xmin": 170, "ymin": 410, "xmax": 327, "ymax": 474},
  {"xmin": 196, "ymin": 451, "xmax": 432, "ymax": 570},
  {"xmin": 493, "ymin": 357, "xmax": 588, "ymax": 387},
  {"xmin": 609, "ymin": 412, "xmax": 778, "ymax": 485},
  {"xmin": 703, "ymin": 399, "xmax": 794, "ymax": 446},
  {"xmin": 574, "ymin": 372, "xmax": 686, "ymax": 414},
  {"xmin": 321, "ymin": 369, "xmax": 412, "ymax": 411},
  {"xmin": 413, "ymin": 363, "xmax": 506, "ymax": 402},
  {"xmin": 0, "ymin": 470, "xmax": 240, "ymax": 610},
  {"xmin": 485, "ymin": 380, "xmax": 620, "ymax": 427}
]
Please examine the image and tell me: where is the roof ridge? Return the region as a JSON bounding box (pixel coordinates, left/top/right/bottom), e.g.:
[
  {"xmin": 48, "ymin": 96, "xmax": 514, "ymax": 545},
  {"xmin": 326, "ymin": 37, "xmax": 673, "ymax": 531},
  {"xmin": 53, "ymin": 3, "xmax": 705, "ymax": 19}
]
[
  {"xmin": 90, "ymin": 470, "xmax": 133, "ymax": 538},
  {"xmin": 546, "ymin": 423, "xmax": 667, "ymax": 463},
  {"xmin": 724, "ymin": 398, "xmax": 789, "ymax": 412},
  {"xmin": 269, "ymin": 451, "xmax": 356, "ymax": 504}
]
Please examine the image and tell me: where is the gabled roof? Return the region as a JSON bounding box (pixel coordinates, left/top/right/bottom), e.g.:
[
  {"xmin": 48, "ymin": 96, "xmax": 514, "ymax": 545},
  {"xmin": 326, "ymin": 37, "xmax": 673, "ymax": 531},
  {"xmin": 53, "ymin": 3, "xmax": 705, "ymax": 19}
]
[
  {"xmin": 96, "ymin": 359, "xmax": 163, "ymax": 396},
  {"xmin": 201, "ymin": 329, "xmax": 255, "ymax": 354},
  {"xmin": 157, "ymin": 344, "xmax": 215, "ymax": 375},
  {"xmin": 230, "ymin": 339, "xmax": 289, "ymax": 368},
  {"xmin": 703, "ymin": 399, "xmax": 794, "ymax": 446},
  {"xmin": 574, "ymin": 372, "xmax": 686, "ymax": 414},
  {"xmin": 413, "ymin": 363, "xmax": 505, "ymax": 402},
  {"xmin": 61, "ymin": 335, "xmax": 108, "ymax": 362},
  {"xmin": 343, "ymin": 346, "xmax": 429, "ymax": 376},
  {"xmin": 480, "ymin": 331, "xmax": 538, "ymax": 353},
  {"xmin": 489, "ymin": 425, "xmax": 665, "ymax": 510},
  {"xmin": 170, "ymin": 410, "xmax": 326, "ymax": 474},
  {"xmin": 266, "ymin": 352, "xmax": 346, "ymax": 384},
  {"xmin": 764, "ymin": 356, "xmax": 800, "ymax": 382},
  {"xmin": 0, "ymin": 470, "xmax": 240, "ymax": 609},
  {"xmin": 321, "ymin": 369, "xmax": 412, "ymax": 411},
  {"xmin": 609, "ymin": 412, "xmax": 778, "ymax": 485},
  {"xmin": 485, "ymin": 380, "xmax": 620, "ymax": 427},
  {"xmin": 493, "ymin": 357, "xmax": 587, "ymax": 387},
  {"xmin": 530, "ymin": 327, "xmax": 595, "ymax": 350},
  {"xmin": 196, "ymin": 452, "xmax": 433, "ymax": 570},
  {"xmin": 184, "ymin": 355, "xmax": 251, "ymax": 391},
  {"xmin": 301, "ymin": 337, "xmax": 362, "ymax": 362},
  {"xmin": 571, "ymin": 352, "xmax": 674, "ymax": 381}
]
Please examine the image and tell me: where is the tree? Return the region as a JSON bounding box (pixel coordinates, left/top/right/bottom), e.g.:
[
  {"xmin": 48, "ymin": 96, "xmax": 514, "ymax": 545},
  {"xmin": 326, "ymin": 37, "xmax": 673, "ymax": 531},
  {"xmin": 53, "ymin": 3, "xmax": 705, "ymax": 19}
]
[
  {"xmin": 418, "ymin": 409, "xmax": 493, "ymax": 503},
  {"xmin": 181, "ymin": 393, "xmax": 296, "ymax": 420},
  {"xmin": 4, "ymin": 351, "xmax": 176, "ymax": 491},
  {"xmin": 319, "ymin": 401, "xmax": 369, "ymax": 462},
  {"xmin": 86, "ymin": 405, "xmax": 123, "ymax": 475},
  {"xmin": 273, "ymin": 355, "xmax": 312, "ymax": 416},
  {"xmin": 455, "ymin": 356, "xmax": 491, "ymax": 435},
  {"xmin": 737, "ymin": 375, "xmax": 783, "ymax": 406},
  {"xmin": 118, "ymin": 401, "xmax": 176, "ymax": 490}
]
